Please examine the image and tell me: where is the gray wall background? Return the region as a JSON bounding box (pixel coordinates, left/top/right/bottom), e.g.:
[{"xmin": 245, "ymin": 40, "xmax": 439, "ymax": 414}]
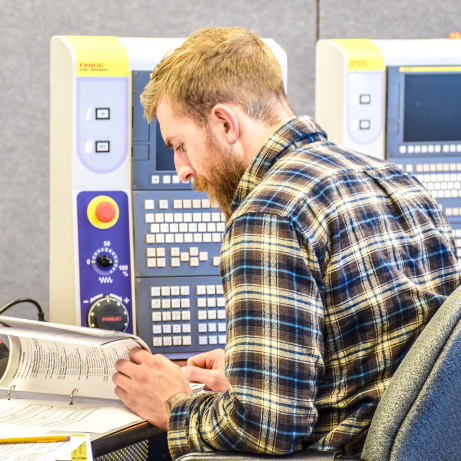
[{"xmin": 0, "ymin": 0, "xmax": 460, "ymax": 320}]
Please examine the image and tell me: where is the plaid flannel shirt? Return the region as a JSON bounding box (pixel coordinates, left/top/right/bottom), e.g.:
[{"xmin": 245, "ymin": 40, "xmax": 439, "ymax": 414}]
[{"xmin": 167, "ymin": 116, "xmax": 460, "ymax": 458}]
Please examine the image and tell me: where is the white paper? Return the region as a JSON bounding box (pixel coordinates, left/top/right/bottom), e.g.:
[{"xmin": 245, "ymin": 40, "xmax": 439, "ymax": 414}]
[
  {"xmin": 0, "ymin": 435, "xmax": 91, "ymax": 461},
  {"xmin": 0, "ymin": 399, "xmax": 142, "ymax": 433}
]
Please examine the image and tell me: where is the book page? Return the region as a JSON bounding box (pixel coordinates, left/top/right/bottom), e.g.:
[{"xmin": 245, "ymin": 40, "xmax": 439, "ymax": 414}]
[
  {"xmin": 3, "ymin": 336, "xmax": 141, "ymax": 400},
  {"xmin": 0, "ymin": 317, "xmax": 149, "ymax": 349}
]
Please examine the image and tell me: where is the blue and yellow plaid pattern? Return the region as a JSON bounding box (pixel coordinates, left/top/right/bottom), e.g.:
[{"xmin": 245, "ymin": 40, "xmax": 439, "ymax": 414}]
[{"xmin": 168, "ymin": 116, "xmax": 460, "ymax": 458}]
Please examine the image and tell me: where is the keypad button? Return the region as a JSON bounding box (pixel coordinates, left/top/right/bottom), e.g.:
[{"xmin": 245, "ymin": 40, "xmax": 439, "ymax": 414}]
[
  {"xmin": 182, "ymin": 311, "xmax": 191, "ymax": 321},
  {"xmin": 203, "ymin": 234, "xmax": 212, "ymax": 243},
  {"xmin": 162, "ymin": 299, "xmax": 171, "ymax": 309},
  {"xmin": 171, "ymin": 258, "xmax": 180, "ymax": 267},
  {"xmin": 153, "ymin": 325, "xmax": 162, "ymax": 334},
  {"xmin": 199, "ymin": 251, "xmax": 208, "ymax": 261},
  {"xmin": 152, "ymin": 312, "xmax": 162, "ymax": 322},
  {"xmin": 399, "ymin": 146, "xmax": 406, "ymax": 154},
  {"xmin": 219, "ymin": 335, "xmax": 226, "ymax": 344},
  {"xmin": 181, "ymin": 286, "xmax": 190, "ymax": 296},
  {"xmin": 194, "ymin": 234, "xmax": 203, "ymax": 243},
  {"xmin": 162, "ymin": 312, "xmax": 171, "ymax": 321},
  {"xmin": 157, "ymin": 258, "xmax": 166, "ymax": 267},
  {"xmin": 159, "ymin": 200, "xmax": 169, "ymax": 209},
  {"xmin": 208, "ymin": 323, "xmax": 217, "ymax": 332},
  {"xmin": 172, "ymin": 299, "xmax": 181, "ymax": 308},
  {"xmin": 166, "ymin": 234, "xmax": 175, "ymax": 243},
  {"xmin": 145, "ymin": 214, "xmax": 155, "ymax": 223},
  {"xmin": 173, "ymin": 200, "xmax": 183, "ymax": 209},
  {"xmin": 190, "ymin": 257, "xmax": 199, "ymax": 266},
  {"xmin": 202, "ymin": 212, "xmax": 211, "ymax": 222},
  {"xmin": 180, "ymin": 252, "xmax": 190, "ymax": 262},
  {"xmin": 151, "ymin": 299, "xmax": 161, "ymax": 309},
  {"xmin": 198, "ymin": 223, "xmax": 207, "ymax": 232},
  {"xmin": 190, "ymin": 247, "xmax": 199, "ymax": 257},
  {"xmin": 206, "ymin": 285, "xmax": 216, "ymax": 295},
  {"xmin": 193, "ymin": 199, "xmax": 201, "ymax": 208},
  {"xmin": 198, "ymin": 336, "xmax": 208, "ymax": 345},
  {"xmin": 207, "ymin": 298, "xmax": 217, "ymax": 308},
  {"xmin": 198, "ymin": 323, "xmax": 207, "ymax": 333},
  {"xmin": 197, "ymin": 298, "xmax": 207, "ymax": 308},
  {"xmin": 208, "ymin": 310, "xmax": 217, "ymax": 320},
  {"xmin": 184, "ymin": 234, "xmax": 193, "ymax": 243},
  {"xmin": 160, "ymin": 223, "xmax": 169, "ymax": 233},
  {"xmin": 216, "ymin": 284, "xmax": 224, "ymax": 294},
  {"xmin": 163, "ymin": 324, "xmax": 172, "ymax": 334},
  {"xmin": 213, "ymin": 257, "xmax": 220, "ymax": 266},
  {"xmin": 189, "ymin": 223, "xmax": 198, "ymax": 233},
  {"xmin": 157, "ymin": 248, "xmax": 166, "ymax": 257},
  {"xmin": 173, "ymin": 336, "xmax": 182, "ymax": 345},
  {"xmin": 147, "ymin": 258, "xmax": 157, "ymax": 268},
  {"xmin": 182, "ymin": 324, "xmax": 191, "ymax": 333},
  {"xmin": 197, "ymin": 285, "xmax": 206, "ymax": 295},
  {"xmin": 179, "ymin": 223, "xmax": 188, "ymax": 232},
  {"xmin": 165, "ymin": 213, "xmax": 174, "ymax": 223},
  {"xmin": 146, "ymin": 235, "xmax": 156, "ymax": 244},
  {"xmin": 163, "ymin": 336, "xmax": 172, "ymax": 346},
  {"xmin": 156, "ymin": 234, "xmax": 165, "ymax": 244},
  {"xmin": 193, "ymin": 213, "xmax": 202, "ymax": 222},
  {"xmin": 172, "ymin": 311, "xmax": 181, "ymax": 321},
  {"xmin": 197, "ymin": 310, "xmax": 207, "ymax": 320},
  {"xmin": 153, "ymin": 337, "xmax": 163, "ymax": 346},
  {"xmin": 212, "ymin": 213, "xmax": 221, "ymax": 222},
  {"xmin": 207, "ymin": 223, "xmax": 217, "ymax": 232},
  {"xmin": 145, "ymin": 200, "xmax": 154, "ymax": 210},
  {"xmin": 163, "ymin": 176, "xmax": 171, "ymax": 184},
  {"xmin": 170, "ymin": 223, "xmax": 179, "ymax": 233},
  {"xmin": 217, "ymin": 298, "xmax": 226, "ymax": 308},
  {"xmin": 217, "ymin": 223, "xmax": 225, "ymax": 232},
  {"xmin": 183, "ymin": 213, "xmax": 192, "ymax": 222},
  {"xmin": 218, "ymin": 323, "xmax": 226, "ymax": 332},
  {"xmin": 209, "ymin": 336, "xmax": 218, "ymax": 345},
  {"xmin": 183, "ymin": 200, "xmax": 192, "ymax": 209},
  {"xmin": 161, "ymin": 287, "xmax": 171, "ymax": 296},
  {"xmin": 172, "ymin": 175, "xmax": 180, "ymax": 184},
  {"xmin": 151, "ymin": 175, "xmax": 160, "ymax": 185},
  {"xmin": 150, "ymin": 224, "xmax": 160, "ymax": 233},
  {"xmin": 151, "ymin": 287, "xmax": 161, "ymax": 296},
  {"xmin": 183, "ymin": 336, "xmax": 192, "ymax": 346},
  {"xmin": 181, "ymin": 298, "xmax": 190, "ymax": 308},
  {"xmin": 174, "ymin": 213, "xmax": 183, "ymax": 223}
]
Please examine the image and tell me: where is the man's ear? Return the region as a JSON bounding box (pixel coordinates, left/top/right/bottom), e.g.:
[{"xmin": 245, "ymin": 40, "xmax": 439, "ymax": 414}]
[{"xmin": 209, "ymin": 104, "xmax": 239, "ymax": 145}]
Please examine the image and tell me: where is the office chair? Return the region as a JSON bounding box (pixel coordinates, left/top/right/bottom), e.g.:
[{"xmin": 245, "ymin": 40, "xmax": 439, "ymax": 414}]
[{"xmin": 176, "ymin": 284, "xmax": 461, "ymax": 461}]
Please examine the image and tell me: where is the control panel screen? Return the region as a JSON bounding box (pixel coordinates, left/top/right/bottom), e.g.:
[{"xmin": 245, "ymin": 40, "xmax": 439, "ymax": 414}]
[{"xmin": 404, "ymin": 74, "xmax": 461, "ymax": 143}]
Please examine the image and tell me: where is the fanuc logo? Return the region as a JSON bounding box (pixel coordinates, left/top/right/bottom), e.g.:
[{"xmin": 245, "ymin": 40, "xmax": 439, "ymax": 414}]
[
  {"xmin": 80, "ymin": 62, "xmax": 104, "ymax": 69},
  {"xmin": 102, "ymin": 316, "xmax": 122, "ymax": 322}
]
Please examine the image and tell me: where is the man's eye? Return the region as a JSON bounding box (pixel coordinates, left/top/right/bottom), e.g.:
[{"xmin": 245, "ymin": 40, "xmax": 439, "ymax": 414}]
[{"xmin": 175, "ymin": 144, "xmax": 184, "ymax": 152}]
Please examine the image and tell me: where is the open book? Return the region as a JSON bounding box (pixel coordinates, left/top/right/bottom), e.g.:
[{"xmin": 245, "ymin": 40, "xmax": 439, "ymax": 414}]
[{"xmin": 0, "ymin": 317, "xmax": 202, "ymax": 435}]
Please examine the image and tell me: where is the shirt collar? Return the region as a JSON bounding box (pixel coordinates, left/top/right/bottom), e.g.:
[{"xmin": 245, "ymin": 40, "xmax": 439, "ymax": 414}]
[{"xmin": 230, "ymin": 116, "xmax": 326, "ymax": 213}]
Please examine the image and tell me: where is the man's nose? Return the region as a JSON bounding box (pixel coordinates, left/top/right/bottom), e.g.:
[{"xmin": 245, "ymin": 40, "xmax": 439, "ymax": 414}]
[{"xmin": 174, "ymin": 152, "xmax": 196, "ymax": 183}]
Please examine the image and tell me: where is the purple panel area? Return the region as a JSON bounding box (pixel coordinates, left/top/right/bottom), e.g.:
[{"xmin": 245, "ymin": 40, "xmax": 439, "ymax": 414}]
[{"xmin": 77, "ymin": 191, "xmax": 133, "ymax": 333}]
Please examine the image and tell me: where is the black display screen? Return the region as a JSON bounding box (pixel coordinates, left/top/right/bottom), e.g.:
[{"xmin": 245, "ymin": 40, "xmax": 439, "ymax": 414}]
[
  {"xmin": 155, "ymin": 121, "xmax": 176, "ymax": 171},
  {"xmin": 404, "ymin": 74, "xmax": 461, "ymax": 142}
]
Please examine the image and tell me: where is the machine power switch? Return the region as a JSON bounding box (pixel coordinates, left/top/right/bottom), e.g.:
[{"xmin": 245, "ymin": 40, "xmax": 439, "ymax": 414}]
[{"xmin": 87, "ymin": 296, "xmax": 129, "ymax": 332}]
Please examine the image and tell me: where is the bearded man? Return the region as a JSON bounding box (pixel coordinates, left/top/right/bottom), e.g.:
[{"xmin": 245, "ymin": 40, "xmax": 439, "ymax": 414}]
[{"xmin": 113, "ymin": 27, "xmax": 460, "ymax": 459}]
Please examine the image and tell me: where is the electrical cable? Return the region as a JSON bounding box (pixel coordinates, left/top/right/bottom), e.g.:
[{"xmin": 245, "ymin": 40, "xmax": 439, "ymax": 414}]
[{"xmin": 0, "ymin": 298, "xmax": 46, "ymax": 321}]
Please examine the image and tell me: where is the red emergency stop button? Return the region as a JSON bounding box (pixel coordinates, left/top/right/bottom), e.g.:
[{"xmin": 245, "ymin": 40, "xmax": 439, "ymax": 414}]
[{"xmin": 95, "ymin": 201, "xmax": 117, "ymax": 223}]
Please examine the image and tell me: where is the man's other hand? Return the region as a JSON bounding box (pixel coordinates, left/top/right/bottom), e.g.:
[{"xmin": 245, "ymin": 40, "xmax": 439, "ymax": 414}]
[
  {"xmin": 182, "ymin": 348, "xmax": 230, "ymax": 392},
  {"xmin": 113, "ymin": 348, "xmax": 191, "ymax": 431}
]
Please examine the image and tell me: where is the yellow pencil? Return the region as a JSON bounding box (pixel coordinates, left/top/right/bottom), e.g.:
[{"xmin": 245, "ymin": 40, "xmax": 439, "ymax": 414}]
[{"xmin": 0, "ymin": 436, "xmax": 70, "ymax": 444}]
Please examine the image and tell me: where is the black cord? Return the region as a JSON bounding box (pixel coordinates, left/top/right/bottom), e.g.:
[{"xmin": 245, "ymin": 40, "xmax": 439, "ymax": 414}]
[
  {"xmin": 0, "ymin": 298, "xmax": 46, "ymax": 321},
  {"xmin": 316, "ymin": 0, "xmax": 320, "ymax": 42}
]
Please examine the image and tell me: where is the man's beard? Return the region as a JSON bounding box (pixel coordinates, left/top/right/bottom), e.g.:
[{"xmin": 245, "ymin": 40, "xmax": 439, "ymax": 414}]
[{"xmin": 193, "ymin": 137, "xmax": 247, "ymax": 222}]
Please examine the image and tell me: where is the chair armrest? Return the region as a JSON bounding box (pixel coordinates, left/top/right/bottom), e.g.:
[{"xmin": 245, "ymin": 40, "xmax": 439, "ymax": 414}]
[{"xmin": 177, "ymin": 450, "xmax": 361, "ymax": 461}]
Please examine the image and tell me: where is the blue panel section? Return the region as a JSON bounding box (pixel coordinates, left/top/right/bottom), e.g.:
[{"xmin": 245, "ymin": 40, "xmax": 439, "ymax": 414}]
[
  {"xmin": 136, "ymin": 275, "xmax": 226, "ymax": 359},
  {"xmin": 386, "ymin": 66, "xmax": 461, "ymax": 266},
  {"xmin": 77, "ymin": 191, "xmax": 133, "ymax": 333}
]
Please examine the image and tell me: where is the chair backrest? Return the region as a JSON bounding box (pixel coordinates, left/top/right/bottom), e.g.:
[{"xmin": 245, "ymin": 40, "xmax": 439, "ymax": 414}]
[{"xmin": 362, "ymin": 285, "xmax": 461, "ymax": 461}]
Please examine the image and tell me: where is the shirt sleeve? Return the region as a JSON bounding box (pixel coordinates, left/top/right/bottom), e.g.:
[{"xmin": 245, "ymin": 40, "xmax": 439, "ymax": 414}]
[{"xmin": 167, "ymin": 213, "xmax": 325, "ymax": 459}]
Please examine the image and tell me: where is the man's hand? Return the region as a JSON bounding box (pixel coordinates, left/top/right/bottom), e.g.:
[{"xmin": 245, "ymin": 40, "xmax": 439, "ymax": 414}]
[
  {"xmin": 113, "ymin": 348, "xmax": 191, "ymax": 431},
  {"xmin": 182, "ymin": 348, "xmax": 230, "ymax": 392}
]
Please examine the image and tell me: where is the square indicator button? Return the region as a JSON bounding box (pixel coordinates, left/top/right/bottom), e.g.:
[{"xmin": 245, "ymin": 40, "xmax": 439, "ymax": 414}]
[
  {"xmin": 95, "ymin": 141, "xmax": 110, "ymax": 153},
  {"xmin": 95, "ymin": 108, "xmax": 110, "ymax": 119},
  {"xmin": 359, "ymin": 94, "xmax": 371, "ymax": 104},
  {"xmin": 359, "ymin": 120, "xmax": 370, "ymax": 130}
]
